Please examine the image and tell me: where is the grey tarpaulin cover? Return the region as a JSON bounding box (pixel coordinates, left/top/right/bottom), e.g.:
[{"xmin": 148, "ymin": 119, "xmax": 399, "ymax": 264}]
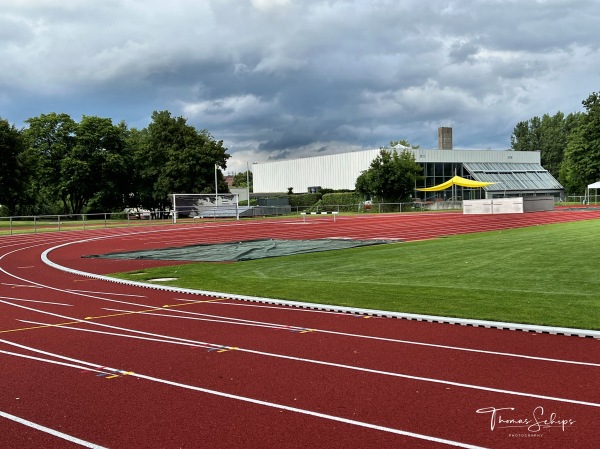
[{"xmin": 84, "ymin": 238, "xmax": 396, "ymax": 262}]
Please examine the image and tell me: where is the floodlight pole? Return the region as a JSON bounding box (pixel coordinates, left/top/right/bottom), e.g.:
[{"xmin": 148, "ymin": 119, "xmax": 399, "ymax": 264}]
[
  {"xmin": 214, "ymin": 163, "xmax": 218, "ymax": 205},
  {"xmin": 246, "ymin": 161, "xmax": 250, "ymax": 207}
]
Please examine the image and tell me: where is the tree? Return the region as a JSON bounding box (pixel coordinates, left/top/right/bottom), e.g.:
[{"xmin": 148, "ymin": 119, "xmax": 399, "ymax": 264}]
[
  {"xmin": 355, "ymin": 148, "xmax": 422, "ymax": 202},
  {"xmin": 560, "ymin": 92, "xmax": 600, "ymax": 194},
  {"xmin": 510, "ymin": 111, "xmax": 583, "ymax": 181},
  {"xmin": 25, "ymin": 114, "xmax": 131, "ymax": 214},
  {"xmin": 125, "ymin": 127, "xmax": 151, "ymax": 211},
  {"xmin": 24, "ymin": 113, "xmax": 78, "ymax": 214},
  {"xmin": 139, "ymin": 111, "xmax": 231, "ymax": 212},
  {"xmin": 23, "ymin": 113, "xmax": 133, "ymax": 214},
  {"xmin": 232, "ymin": 170, "xmax": 253, "ymax": 190},
  {"xmin": 0, "ymin": 118, "xmax": 28, "ymax": 215},
  {"xmin": 78, "ymin": 117, "xmax": 132, "ymax": 213}
]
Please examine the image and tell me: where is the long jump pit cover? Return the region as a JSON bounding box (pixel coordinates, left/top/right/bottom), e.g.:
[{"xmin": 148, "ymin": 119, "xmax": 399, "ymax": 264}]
[{"xmin": 84, "ymin": 238, "xmax": 396, "ymax": 262}]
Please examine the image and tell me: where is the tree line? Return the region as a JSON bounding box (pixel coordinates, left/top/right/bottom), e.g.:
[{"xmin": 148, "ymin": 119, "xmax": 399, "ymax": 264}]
[
  {"xmin": 3, "ymin": 91, "xmax": 599, "ymax": 216},
  {"xmin": 510, "ymin": 91, "xmax": 600, "ymax": 194},
  {"xmin": 0, "ymin": 111, "xmax": 230, "ymax": 216}
]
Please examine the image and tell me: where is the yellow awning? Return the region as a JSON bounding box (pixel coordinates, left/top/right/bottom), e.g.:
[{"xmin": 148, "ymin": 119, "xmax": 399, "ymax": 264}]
[{"xmin": 416, "ymin": 176, "xmax": 494, "ymax": 192}]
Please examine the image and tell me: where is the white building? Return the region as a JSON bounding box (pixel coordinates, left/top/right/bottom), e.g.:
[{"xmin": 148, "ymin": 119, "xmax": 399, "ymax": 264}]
[{"xmin": 253, "ymin": 147, "xmax": 564, "ymax": 200}]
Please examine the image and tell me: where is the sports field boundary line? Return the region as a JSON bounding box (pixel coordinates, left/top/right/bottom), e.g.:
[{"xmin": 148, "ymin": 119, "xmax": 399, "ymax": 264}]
[{"xmin": 40, "ymin": 238, "xmax": 600, "ymax": 339}]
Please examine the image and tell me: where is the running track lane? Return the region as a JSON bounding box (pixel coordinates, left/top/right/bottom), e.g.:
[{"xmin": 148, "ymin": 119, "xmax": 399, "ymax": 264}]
[{"xmin": 1, "ymin": 212, "xmax": 599, "ymax": 448}]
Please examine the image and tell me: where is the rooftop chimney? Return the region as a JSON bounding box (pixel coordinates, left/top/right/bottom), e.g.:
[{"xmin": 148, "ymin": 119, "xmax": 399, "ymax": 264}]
[{"xmin": 438, "ymin": 127, "xmax": 452, "ymax": 150}]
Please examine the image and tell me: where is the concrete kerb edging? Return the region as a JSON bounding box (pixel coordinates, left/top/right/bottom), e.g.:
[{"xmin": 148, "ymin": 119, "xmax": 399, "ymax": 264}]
[{"xmin": 40, "ymin": 237, "xmax": 600, "ymax": 340}]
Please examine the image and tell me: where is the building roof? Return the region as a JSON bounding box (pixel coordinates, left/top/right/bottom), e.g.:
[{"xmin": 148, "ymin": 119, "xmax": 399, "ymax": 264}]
[{"xmin": 464, "ymin": 163, "xmax": 564, "ymax": 192}]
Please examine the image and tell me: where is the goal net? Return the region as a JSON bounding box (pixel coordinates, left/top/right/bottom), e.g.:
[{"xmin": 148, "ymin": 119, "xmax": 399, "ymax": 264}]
[{"xmin": 171, "ymin": 193, "xmax": 240, "ymax": 222}]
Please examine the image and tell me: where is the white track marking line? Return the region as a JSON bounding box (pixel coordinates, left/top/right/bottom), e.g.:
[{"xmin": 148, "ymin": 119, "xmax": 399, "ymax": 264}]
[
  {"xmin": 0, "ymin": 301, "xmax": 219, "ymax": 348},
  {"xmin": 0, "ymin": 296, "xmax": 72, "ymax": 306},
  {"xmin": 7, "ymin": 320, "xmax": 600, "ymax": 409},
  {"xmin": 101, "ymin": 307, "xmax": 294, "ymax": 331},
  {"xmin": 0, "ymin": 343, "xmax": 486, "ymax": 449},
  {"xmin": 1, "ymin": 283, "xmax": 43, "ymax": 288},
  {"xmin": 314, "ymin": 328, "xmax": 600, "ymax": 368},
  {"xmin": 3, "ymin": 279, "xmax": 598, "ymax": 370},
  {"xmin": 0, "ymin": 411, "xmax": 109, "ymax": 449},
  {"xmin": 102, "ymin": 306, "xmax": 600, "ymax": 368},
  {"xmin": 128, "ymin": 373, "xmax": 489, "ymax": 449},
  {"xmin": 0, "ymin": 349, "xmax": 104, "ymax": 372},
  {"xmin": 0, "ymin": 293, "xmax": 145, "ymax": 309},
  {"xmin": 66, "ymin": 289, "xmax": 147, "ymax": 298},
  {"xmin": 16, "ymin": 321, "xmax": 213, "ymax": 350}
]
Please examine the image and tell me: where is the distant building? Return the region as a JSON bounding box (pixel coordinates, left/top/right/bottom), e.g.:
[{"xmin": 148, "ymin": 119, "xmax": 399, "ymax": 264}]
[{"xmin": 253, "ymin": 128, "xmax": 564, "ymax": 200}]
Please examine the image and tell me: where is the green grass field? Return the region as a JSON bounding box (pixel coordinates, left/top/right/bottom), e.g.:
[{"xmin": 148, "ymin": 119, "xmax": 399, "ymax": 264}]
[{"xmin": 111, "ymin": 219, "xmax": 600, "ymax": 330}]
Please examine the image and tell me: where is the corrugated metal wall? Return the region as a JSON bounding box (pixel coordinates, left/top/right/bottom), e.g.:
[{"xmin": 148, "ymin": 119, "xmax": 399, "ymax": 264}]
[{"xmin": 253, "ymin": 149, "xmax": 541, "ymax": 193}]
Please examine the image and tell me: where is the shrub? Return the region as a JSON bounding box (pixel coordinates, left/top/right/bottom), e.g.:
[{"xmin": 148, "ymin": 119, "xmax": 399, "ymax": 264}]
[
  {"xmin": 287, "ymin": 193, "xmax": 321, "ymax": 208},
  {"xmin": 320, "ymin": 192, "xmax": 361, "ymax": 212}
]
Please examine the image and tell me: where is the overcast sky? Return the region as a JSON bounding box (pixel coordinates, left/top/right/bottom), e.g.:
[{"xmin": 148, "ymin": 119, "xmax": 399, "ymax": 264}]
[{"xmin": 2, "ymin": 0, "xmax": 599, "ymax": 173}]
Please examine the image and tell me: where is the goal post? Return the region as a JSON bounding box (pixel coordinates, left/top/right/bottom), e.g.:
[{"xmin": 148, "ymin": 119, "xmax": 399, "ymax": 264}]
[{"xmin": 171, "ymin": 193, "xmax": 240, "ymax": 223}]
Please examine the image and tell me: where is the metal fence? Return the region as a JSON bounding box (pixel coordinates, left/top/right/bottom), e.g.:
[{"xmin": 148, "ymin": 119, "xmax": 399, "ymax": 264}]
[
  {"xmin": 0, "ymin": 203, "xmax": 416, "ymax": 236},
  {"xmin": 563, "ymin": 195, "xmax": 600, "ymax": 205},
  {"xmin": 0, "ymin": 212, "xmax": 138, "ymax": 236},
  {"xmin": 3, "ymin": 197, "xmax": 591, "ymax": 236}
]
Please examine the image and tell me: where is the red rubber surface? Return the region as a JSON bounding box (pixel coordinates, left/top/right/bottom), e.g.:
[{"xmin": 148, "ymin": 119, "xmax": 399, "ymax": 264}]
[{"xmin": 1, "ymin": 211, "xmax": 600, "ymax": 448}]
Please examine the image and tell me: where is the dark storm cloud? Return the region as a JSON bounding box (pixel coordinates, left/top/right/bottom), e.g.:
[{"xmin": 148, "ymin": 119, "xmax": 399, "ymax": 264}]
[{"xmin": 1, "ymin": 0, "xmax": 600, "ymax": 172}]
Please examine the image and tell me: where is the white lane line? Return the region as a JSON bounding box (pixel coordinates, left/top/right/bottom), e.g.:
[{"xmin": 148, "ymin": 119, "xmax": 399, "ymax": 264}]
[
  {"xmin": 8, "ymin": 320, "xmax": 600, "ymax": 409},
  {"xmin": 16, "ymin": 321, "xmax": 213, "ymax": 350},
  {"xmin": 1, "ymin": 283, "xmax": 43, "ymax": 288},
  {"xmin": 2, "ymin": 272, "xmax": 599, "ymax": 370},
  {"xmin": 0, "ymin": 349, "xmax": 103, "ymax": 372},
  {"xmin": 129, "ymin": 372, "xmax": 488, "ymax": 449},
  {"xmin": 66, "ymin": 289, "xmax": 147, "ymax": 298},
  {"xmin": 0, "ymin": 411, "xmax": 108, "ymax": 449},
  {"xmin": 314, "ymin": 328, "xmax": 600, "ymax": 368},
  {"xmin": 0, "ymin": 296, "xmax": 73, "ymax": 307},
  {"xmin": 0, "ymin": 343, "xmax": 485, "ymax": 449},
  {"xmin": 101, "ymin": 307, "xmax": 292, "ymax": 331},
  {"xmin": 102, "ymin": 306, "xmax": 600, "ymax": 369}
]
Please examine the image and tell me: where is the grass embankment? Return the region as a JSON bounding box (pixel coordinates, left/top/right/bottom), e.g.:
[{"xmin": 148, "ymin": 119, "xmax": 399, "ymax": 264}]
[{"xmin": 111, "ymin": 220, "xmax": 600, "ymax": 330}]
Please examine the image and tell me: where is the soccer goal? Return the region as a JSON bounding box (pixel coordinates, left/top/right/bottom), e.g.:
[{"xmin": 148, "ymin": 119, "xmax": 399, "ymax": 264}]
[{"xmin": 171, "ymin": 193, "xmax": 240, "ymax": 222}]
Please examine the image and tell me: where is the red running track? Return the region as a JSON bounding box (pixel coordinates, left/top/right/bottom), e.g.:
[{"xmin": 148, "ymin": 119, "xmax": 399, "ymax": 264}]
[{"xmin": 1, "ymin": 211, "xmax": 600, "ymax": 449}]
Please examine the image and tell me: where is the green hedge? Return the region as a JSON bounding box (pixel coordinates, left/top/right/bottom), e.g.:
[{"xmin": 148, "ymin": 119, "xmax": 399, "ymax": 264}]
[
  {"xmin": 320, "ymin": 192, "xmax": 361, "ymax": 212},
  {"xmin": 322, "ymin": 192, "xmax": 360, "ymax": 204},
  {"xmin": 287, "ymin": 193, "xmax": 322, "ymax": 207},
  {"xmin": 287, "ymin": 191, "xmax": 363, "ymax": 212}
]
